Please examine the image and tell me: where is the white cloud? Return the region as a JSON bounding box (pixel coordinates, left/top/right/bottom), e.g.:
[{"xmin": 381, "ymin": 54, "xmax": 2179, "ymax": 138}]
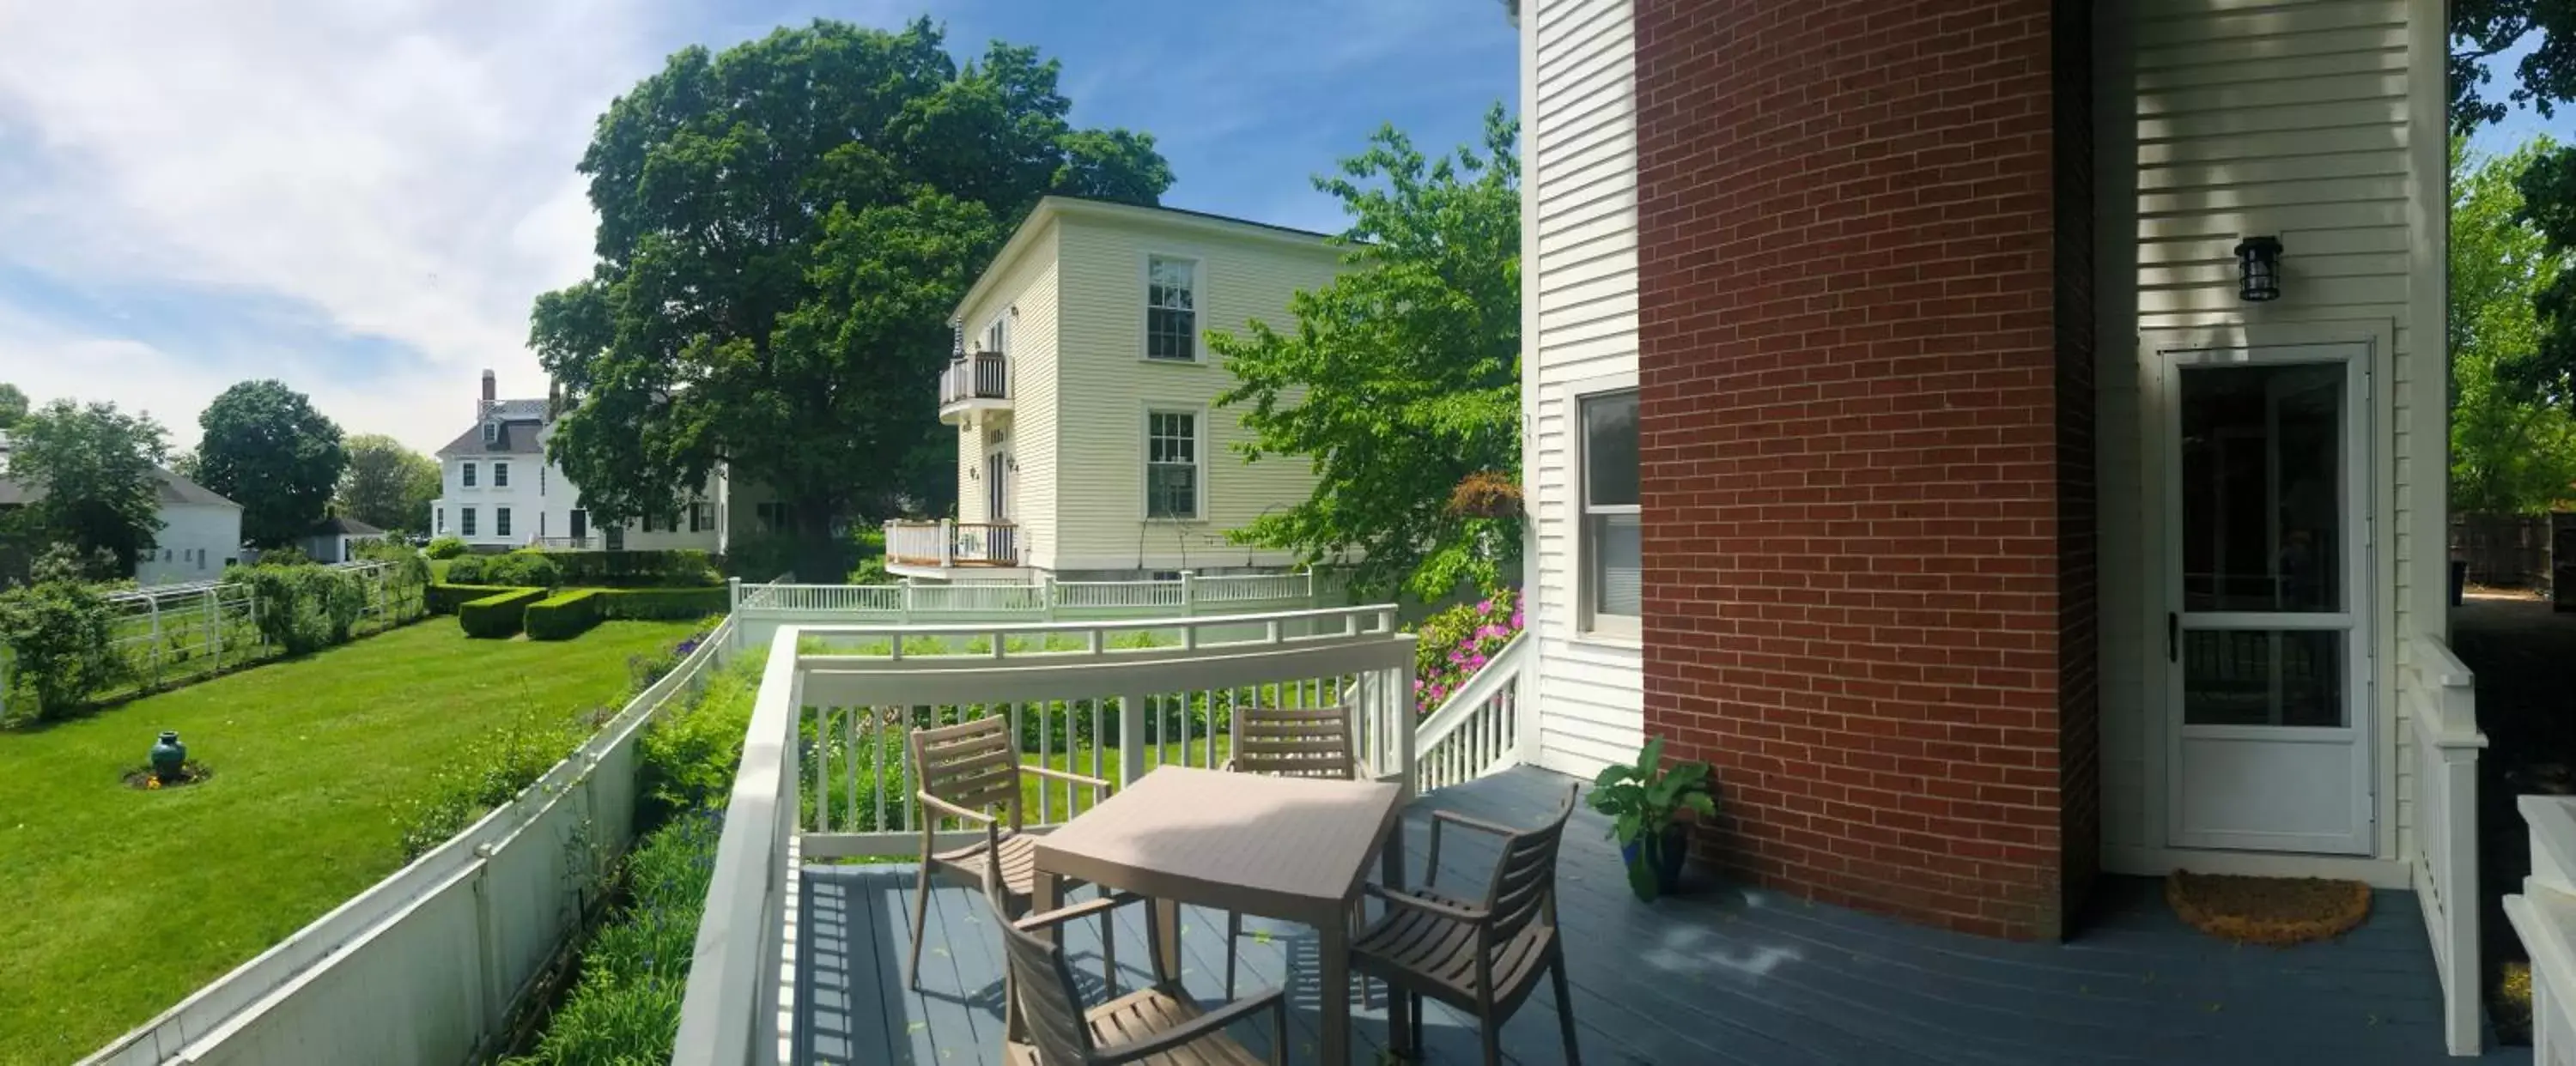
[{"xmin": 0, "ymin": 0, "xmax": 677, "ymax": 452}]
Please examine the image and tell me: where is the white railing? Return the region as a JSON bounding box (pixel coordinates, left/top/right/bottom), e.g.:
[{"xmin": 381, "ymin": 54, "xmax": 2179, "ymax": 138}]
[
  {"xmin": 906, "ymin": 580, "xmax": 1046, "ymax": 614},
  {"xmin": 938, "ymin": 350, "xmax": 1009, "ymax": 408},
  {"xmin": 884, "ymin": 521, "xmax": 947, "ymax": 566},
  {"xmin": 2407, "ymin": 632, "xmax": 2484, "ymax": 1057},
  {"xmin": 735, "ymin": 572, "xmax": 1328, "ymax": 635},
  {"xmin": 2513, "ymin": 795, "xmax": 2576, "ymax": 1064},
  {"xmin": 883, "ymin": 519, "xmax": 1019, "ymax": 566},
  {"xmin": 1192, "ymin": 571, "xmax": 1315, "ymax": 603},
  {"xmin": 1413, "ymin": 632, "xmax": 1530, "ymax": 792},
  {"xmin": 674, "ymin": 606, "xmax": 1416, "ymax": 1066},
  {"xmin": 1054, "ymin": 578, "xmax": 1188, "ymax": 610},
  {"xmin": 82, "ymin": 617, "xmax": 738, "ymax": 1066}
]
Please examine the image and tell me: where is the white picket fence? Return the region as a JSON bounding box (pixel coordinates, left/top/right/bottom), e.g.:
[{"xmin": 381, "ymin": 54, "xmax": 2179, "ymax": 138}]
[
  {"xmin": 77, "ymin": 617, "xmax": 738, "ymax": 1066},
  {"xmin": 2405, "ymin": 633, "xmax": 2485, "ymax": 1057},
  {"xmin": 1413, "ymin": 631, "xmax": 1531, "ymax": 792}
]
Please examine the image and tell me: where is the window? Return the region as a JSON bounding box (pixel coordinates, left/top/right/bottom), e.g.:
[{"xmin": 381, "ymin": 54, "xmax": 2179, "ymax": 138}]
[
  {"xmin": 756, "ymin": 501, "xmax": 787, "ymax": 535},
  {"xmin": 461, "ymin": 507, "xmax": 477, "ymax": 536},
  {"xmin": 493, "ymin": 462, "xmax": 509, "ymax": 488},
  {"xmin": 691, "ymin": 502, "xmax": 713, "ymax": 532},
  {"xmin": 461, "ymin": 462, "xmax": 477, "ymax": 488},
  {"xmin": 481, "ymin": 421, "xmax": 498, "ymax": 445},
  {"xmin": 539, "ymin": 466, "xmax": 547, "ymax": 496},
  {"xmin": 435, "ymin": 507, "xmax": 445, "ymax": 535},
  {"xmin": 982, "ymin": 314, "xmax": 1008, "ymax": 355},
  {"xmin": 1145, "ymin": 410, "xmax": 1200, "ymax": 519},
  {"xmin": 641, "ymin": 511, "xmax": 655, "ymax": 533},
  {"xmin": 1145, "ymin": 255, "xmax": 1198, "ymax": 361},
  {"xmin": 495, "ymin": 507, "xmax": 512, "ymax": 538},
  {"xmin": 1579, "ymin": 390, "xmax": 1640, "ymax": 637}
]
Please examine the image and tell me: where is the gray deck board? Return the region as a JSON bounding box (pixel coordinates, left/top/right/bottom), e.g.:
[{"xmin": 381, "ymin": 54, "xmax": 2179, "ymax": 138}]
[{"xmin": 793, "ymin": 766, "xmax": 2530, "ymax": 1065}]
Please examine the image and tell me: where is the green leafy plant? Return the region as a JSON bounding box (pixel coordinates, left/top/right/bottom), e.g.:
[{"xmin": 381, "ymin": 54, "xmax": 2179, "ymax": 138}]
[
  {"xmin": 481, "ymin": 553, "xmax": 562, "ymax": 590},
  {"xmin": 524, "ymin": 590, "xmax": 604, "ymax": 641},
  {"xmin": 425, "ymin": 536, "xmax": 470, "ymax": 560},
  {"xmin": 459, "ymin": 588, "xmax": 547, "ymax": 639},
  {"xmin": 1407, "ymin": 586, "xmax": 1520, "ymax": 717},
  {"xmin": 0, "ymin": 548, "xmax": 130, "ymax": 723},
  {"xmin": 1588, "ymin": 737, "xmax": 1716, "ymax": 902},
  {"xmin": 594, "ymin": 587, "xmax": 729, "ymax": 620}
]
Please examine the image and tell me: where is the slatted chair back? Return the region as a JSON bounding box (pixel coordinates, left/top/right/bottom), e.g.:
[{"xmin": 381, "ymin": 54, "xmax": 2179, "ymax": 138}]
[
  {"xmin": 987, "ymin": 852, "xmax": 1100, "ymax": 1063},
  {"xmin": 911, "ymin": 715, "xmax": 1024, "ymax": 830},
  {"xmin": 1231, "ymin": 702, "xmax": 1356, "ymax": 779},
  {"xmin": 1480, "ymin": 782, "xmax": 1579, "ymax": 946}
]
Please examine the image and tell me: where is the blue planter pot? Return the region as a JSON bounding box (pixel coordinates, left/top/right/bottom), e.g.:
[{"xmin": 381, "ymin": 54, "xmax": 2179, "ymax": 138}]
[
  {"xmin": 1619, "ymin": 825, "xmax": 1690, "ymax": 899},
  {"xmin": 149, "ymin": 731, "xmax": 186, "ymax": 780}
]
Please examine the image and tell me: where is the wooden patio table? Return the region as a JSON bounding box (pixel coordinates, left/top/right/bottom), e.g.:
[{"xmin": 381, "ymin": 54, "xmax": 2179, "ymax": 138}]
[{"xmin": 1030, "ymin": 764, "xmax": 1407, "ymax": 1064}]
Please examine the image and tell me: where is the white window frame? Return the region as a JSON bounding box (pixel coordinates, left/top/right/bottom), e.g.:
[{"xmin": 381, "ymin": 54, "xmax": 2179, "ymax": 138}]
[
  {"xmin": 1141, "ymin": 252, "xmax": 1202, "ymax": 363},
  {"xmin": 691, "ymin": 501, "xmax": 713, "ymax": 532},
  {"xmin": 460, "ymin": 461, "xmax": 477, "ymax": 488},
  {"xmin": 495, "ymin": 506, "xmax": 512, "ymax": 539},
  {"xmin": 493, "ymin": 461, "xmax": 510, "ymax": 488},
  {"xmin": 982, "ymin": 312, "xmax": 1009, "ymax": 355},
  {"xmin": 1562, "ymin": 373, "xmax": 1641, "ymax": 641},
  {"xmin": 461, "ymin": 506, "xmax": 477, "ymax": 537},
  {"xmin": 1141, "ymin": 405, "xmax": 1206, "ymax": 521}
]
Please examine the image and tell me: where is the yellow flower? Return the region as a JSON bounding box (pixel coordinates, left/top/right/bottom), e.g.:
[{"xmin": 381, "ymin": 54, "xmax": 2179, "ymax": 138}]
[{"xmin": 146, "ymin": 778, "xmax": 162, "ymax": 790}]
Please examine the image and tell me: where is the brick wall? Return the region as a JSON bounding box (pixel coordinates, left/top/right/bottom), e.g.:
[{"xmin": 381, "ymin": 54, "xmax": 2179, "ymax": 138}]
[{"xmin": 1632, "ymin": 0, "xmax": 2097, "ymax": 940}]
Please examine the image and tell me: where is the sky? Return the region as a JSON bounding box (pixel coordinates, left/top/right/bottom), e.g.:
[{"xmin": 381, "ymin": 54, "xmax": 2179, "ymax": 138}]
[
  {"xmin": 0, "ymin": 0, "xmax": 1517, "ymax": 456},
  {"xmin": 2470, "ymin": 36, "xmax": 2576, "ymax": 160}
]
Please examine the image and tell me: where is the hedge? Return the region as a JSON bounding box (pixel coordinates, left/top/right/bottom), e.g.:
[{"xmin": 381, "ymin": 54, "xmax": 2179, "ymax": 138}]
[
  {"xmin": 523, "ymin": 590, "xmax": 604, "ymax": 641},
  {"xmin": 595, "ymin": 587, "xmax": 730, "ymax": 621},
  {"xmin": 458, "ymin": 588, "xmax": 548, "ymax": 639},
  {"xmin": 531, "ymin": 549, "xmax": 720, "ymax": 588},
  {"xmin": 429, "ymin": 583, "xmax": 519, "ymax": 615}
]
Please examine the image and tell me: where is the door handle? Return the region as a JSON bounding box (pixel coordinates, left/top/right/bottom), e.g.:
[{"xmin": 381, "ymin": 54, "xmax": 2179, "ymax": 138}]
[{"xmin": 2168, "ymin": 612, "xmax": 2178, "ymax": 663}]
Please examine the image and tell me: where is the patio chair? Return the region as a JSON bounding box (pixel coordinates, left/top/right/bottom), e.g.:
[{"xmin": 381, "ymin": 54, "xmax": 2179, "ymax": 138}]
[
  {"xmin": 1216, "ymin": 700, "xmax": 1370, "ymax": 1000},
  {"xmin": 1352, "ymin": 781, "xmax": 1583, "ymax": 1066},
  {"xmin": 985, "ymin": 845, "xmax": 1288, "ymax": 1066},
  {"xmin": 906, "ymin": 714, "xmax": 1116, "ymax": 992}
]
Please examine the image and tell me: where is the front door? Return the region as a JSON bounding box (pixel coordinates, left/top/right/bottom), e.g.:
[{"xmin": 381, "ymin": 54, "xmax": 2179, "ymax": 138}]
[
  {"xmin": 987, "ymin": 451, "xmax": 1010, "ymax": 521},
  {"xmin": 569, "ymin": 509, "xmax": 588, "ymax": 545},
  {"xmin": 2162, "ymin": 342, "xmax": 2372, "ymax": 855}
]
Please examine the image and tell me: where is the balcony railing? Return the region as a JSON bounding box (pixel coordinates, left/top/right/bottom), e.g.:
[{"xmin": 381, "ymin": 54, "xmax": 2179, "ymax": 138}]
[
  {"xmin": 671, "ymin": 606, "xmax": 1418, "ymax": 1066},
  {"xmin": 884, "ymin": 519, "xmax": 1018, "ymax": 567},
  {"xmin": 938, "ymin": 350, "xmax": 1009, "ymax": 412}
]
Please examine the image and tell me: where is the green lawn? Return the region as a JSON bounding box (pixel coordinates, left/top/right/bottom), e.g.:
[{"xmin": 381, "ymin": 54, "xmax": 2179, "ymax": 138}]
[{"xmin": 0, "ymin": 618, "xmax": 702, "ymax": 1065}]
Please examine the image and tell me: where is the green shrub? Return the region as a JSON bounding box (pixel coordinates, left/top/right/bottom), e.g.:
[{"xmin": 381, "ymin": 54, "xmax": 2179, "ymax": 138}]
[
  {"xmin": 425, "ymin": 536, "xmax": 471, "ymax": 560},
  {"xmin": 481, "ymin": 554, "xmax": 562, "ymax": 590},
  {"xmin": 224, "ymin": 563, "xmax": 368, "ymax": 655},
  {"xmin": 395, "ymin": 703, "xmax": 583, "ymax": 858},
  {"xmin": 596, "ymin": 587, "xmax": 729, "ymax": 621},
  {"xmin": 1408, "ymin": 585, "xmax": 1521, "ymax": 717},
  {"xmin": 524, "ymin": 590, "xmax": 604, "ymax": 641},
  {"xmin": 428, "ymin": 583, "xmax": 516, "ymax": 615},
  {"xmin": 443, "ymin": 555, "xmax": 489, "ymax": 585},
  {"xmin": 0, "ymin": 559, "xmax": 128, "ymax": 723},
  {"xmin": 636, "ymin": 651, "xmax": 765, "ymax": 827},
  {"xmin": 458, "ymin": 588, "xmax": 547, "ymax": 639},
  {"xmin": 498, "ymin": 809, "xmax": 721, "ymax": 1065},
  {"xmin": 256, "ymin": 544, "xmax": 313, "ymax": 567},
  {"xmin": 527, "ymin": 549, "xmax": 720, "ymax": 588}
]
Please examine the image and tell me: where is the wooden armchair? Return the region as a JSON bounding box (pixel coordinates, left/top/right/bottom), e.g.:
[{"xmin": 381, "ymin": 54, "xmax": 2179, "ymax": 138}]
[
  {"xmin": 905, "ymin": 714, "xmax": 1116, "ymax": 992},
  {"xmin": 987, "ymin": 851, "xmax": 1287, "ymax": 1066},
  {"xmin": 1217, "ymin": 700, "xmax": 1369, "ymax": 999},
  {"xmin": 1352, "ymin": 781, "xmax": 1583, "ymax": 1066}
]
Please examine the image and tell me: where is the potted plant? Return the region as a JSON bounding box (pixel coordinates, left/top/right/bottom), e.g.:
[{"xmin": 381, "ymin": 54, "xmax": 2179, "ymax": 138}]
[{"xmin": 1589, "ymin": 737, "xmax": 1715, "ymax": 902}]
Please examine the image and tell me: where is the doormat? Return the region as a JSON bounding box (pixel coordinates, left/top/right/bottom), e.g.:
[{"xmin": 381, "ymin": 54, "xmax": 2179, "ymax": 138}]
[{"xmin": 2165, "ymin": 869, "xmax": 2371, "ymax": 946}]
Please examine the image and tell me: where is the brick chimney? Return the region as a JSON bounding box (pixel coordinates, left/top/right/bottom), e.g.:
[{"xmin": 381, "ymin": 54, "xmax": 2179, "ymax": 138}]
[{"xmin": 480, "ymin": 369, "xmax": 496, "ymax": 419}]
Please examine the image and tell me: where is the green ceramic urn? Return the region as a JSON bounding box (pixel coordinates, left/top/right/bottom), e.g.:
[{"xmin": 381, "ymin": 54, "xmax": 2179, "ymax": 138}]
[{"xmin": 149, "ymin": 731, "xmax": 185, "ymax": 780}]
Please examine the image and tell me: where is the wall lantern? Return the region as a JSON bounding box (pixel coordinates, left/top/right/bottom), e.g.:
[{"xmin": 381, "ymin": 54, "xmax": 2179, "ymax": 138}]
[{"xmin": 2233, "ymin": 235, "xmax": 2282, "ymax": 302}]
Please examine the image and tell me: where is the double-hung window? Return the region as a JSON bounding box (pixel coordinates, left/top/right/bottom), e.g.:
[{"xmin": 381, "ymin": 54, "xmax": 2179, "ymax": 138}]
[
  {"xmin": 461, "ymin": 507, "xmax": 477, "ymax": 536},
  {"xmin": 1145, "ymin": 410, "xmax": 1200, "ymax": 519},
  {"xmin": 691, "ymin": 502, "xmax": 713, "ymax": 532},
  {"xmin": 461, "ymin": 462, "xmax": 477, "ymax": 488},
  {"xmin": 1579, "ymin": 389, "xmax": 1640, "ymax": 637},
  {"xmin": 493, "ymin": 462, "xmax": 510, "ymax": 488},
  {"xmin": 495, "ymin": 506, "xmax": 512, "ymax": 538},
  {"xmin": 1145, "ymin": 255, "xmax": 1198, "ymax": 361}
]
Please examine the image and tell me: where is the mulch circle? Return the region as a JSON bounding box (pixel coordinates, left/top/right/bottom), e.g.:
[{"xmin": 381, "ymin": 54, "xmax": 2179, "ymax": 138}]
[
  {"xmin": 2166, "ymin": 869, "xmax": 2371, "ymax": 946},
  {"xmin": 122, "ymin": 761, "xmax": 214, "ymax": 790}
]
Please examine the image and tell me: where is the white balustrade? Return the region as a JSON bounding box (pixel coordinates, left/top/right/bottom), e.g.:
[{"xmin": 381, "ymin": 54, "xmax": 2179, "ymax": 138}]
[
  {"xmin": 1412, "ymin": 632, "xmax": 1530, "ymax": 792},
  {"xmin": 2409, "ymin": 632, "xmax": 2483, "ymax": 1057}
]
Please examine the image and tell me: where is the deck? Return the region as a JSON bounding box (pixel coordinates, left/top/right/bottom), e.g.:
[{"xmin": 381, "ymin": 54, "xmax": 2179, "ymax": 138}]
[{"xmin": 793, "ymin": 766, "xmax": 2528, "ymax": 1065}]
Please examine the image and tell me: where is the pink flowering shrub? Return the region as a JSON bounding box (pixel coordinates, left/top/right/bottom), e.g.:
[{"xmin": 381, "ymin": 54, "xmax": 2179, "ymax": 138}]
[{"xmin": 1408, "ymin": 586, "xmax": 1522, "ymax": 718}]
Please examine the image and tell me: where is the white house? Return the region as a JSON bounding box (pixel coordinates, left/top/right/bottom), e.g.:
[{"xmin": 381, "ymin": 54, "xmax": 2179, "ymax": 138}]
[
  {"xmin": 1521, "ymin": 0, "xmax": 2470, "ymax": 972},
  {"xmin": 885, "ymin": 196, "xmax": 1349, "ymax": 582},
  {"xmin": 428, "ymin": 370, "xmax": 732, "ymax": 554},
  {"xmin": 0, "ymin": 432, "xmax": 244, "ymax": 586}
]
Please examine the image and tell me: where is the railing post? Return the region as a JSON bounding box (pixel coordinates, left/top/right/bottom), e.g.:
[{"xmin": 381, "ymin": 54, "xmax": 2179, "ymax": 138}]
[
  {"xmin": 899, "ymin": 578, "xmax": 914, "ymax": 625},
  {"xmin": 1042, "ymin": 573, "xmax": 1057, "ymax": 621},
  {"xmin": 728, "ymin": 576, "xmax": 742, "ymax": 615},
  {"xmin": 938, "ymin": 519, "xmax": 955, "ymax": 568},
  {"xmin": 1396, "ymin": 654, "xmax": 1419, "ymax": 801},
  {"xmin": 1179, "ymin": 570, "xmax": 1196, "ymax": 616},
  {"xmin": 1118, "ymin": 690, "xmax": 1147, "ymax": 790}
]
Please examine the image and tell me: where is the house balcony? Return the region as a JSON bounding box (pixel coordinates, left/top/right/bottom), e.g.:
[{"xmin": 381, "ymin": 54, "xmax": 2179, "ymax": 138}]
[
  {"xmin": 670, "ymin": 613, "xmax": 2502, "ymax": 1066},
  {"xmin": 883, "ymin": 519, "xmax": 1023, "ymax": 578},
  {"xmin": 938, "ymin": 350, "xmax": 1010, "ymax": 425}
]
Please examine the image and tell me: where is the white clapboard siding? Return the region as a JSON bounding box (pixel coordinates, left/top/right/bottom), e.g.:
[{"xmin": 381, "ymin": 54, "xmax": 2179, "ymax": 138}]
[
  {"xmin": 1520, "ymin": 0, "xmax": 1641, "ymax": 779},
  {"xmin": 2100, "ymin": 0, "xmax": 2435, "ymax": 860},
  {"xmin": 954, "ymin": 220, "xmax": 1062, "ymax": 566}
]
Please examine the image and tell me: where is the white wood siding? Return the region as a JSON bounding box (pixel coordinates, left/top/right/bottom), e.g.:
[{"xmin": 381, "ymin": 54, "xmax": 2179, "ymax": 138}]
[
  {"xmin": 1046, "ymin": 211, "xmax": 1342, "ymax": 572},
  {"xmin": 954, "ymin": 220, "xmax": 1060, "ymax": 568},
  {"xmin": 1521, "ymin": 0, "xmax": 1642, "ymax": 778},
  {"xmin": 2098, "ymin": 0, "xmax": 2442, "ymax": 865}
]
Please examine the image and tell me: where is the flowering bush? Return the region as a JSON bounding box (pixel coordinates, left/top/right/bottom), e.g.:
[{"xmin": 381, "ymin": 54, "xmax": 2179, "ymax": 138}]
[{"xmin": 1409, "ymin": 586, "xmax": 1522, "ymax": 718}]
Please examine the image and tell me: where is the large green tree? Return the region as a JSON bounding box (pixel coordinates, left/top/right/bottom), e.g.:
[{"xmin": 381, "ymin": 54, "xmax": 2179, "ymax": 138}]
[
  {"xmin": 194, "ymin": 380, "xmax": 348, "ymax": 546},
  {"xmin": 335, "ymin": 433, "xmax": 440, "ymax": 535},
  {"xmin": 2454, "ymin": 136, "xmax": 2576, "ymax": 512},
  {"xmin": 3, "ymin": 399, "xmax": 168, "ymax": 575},
  {"xmin": 1211, "ymin": 106, "xmax": 1520, "ymax": 600},
  {"xmin": 532, "ymin": 19, "xmax": 1172, "ymax": 568},
  {"xmin": 0, "ymin": 385, "xmax": 27, "ymax": 431}
]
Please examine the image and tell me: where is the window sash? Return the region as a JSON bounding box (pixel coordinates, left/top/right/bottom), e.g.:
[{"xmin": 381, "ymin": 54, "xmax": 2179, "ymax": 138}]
[
  {"xmin": 462, "ymin": 507, "xmax": 477, "ymax": 536},
  {"xmin": 494, "ymin": 462, "xmax": 509, "ymax": 488},
  {"xmin": 461, "ymin": 463, "xmax": 476, "ymax": 488},
  {"xmin": 1575, "ymin": 386, "xmax": 1641, "ymax": 635},
  {"xmin": 1145, "ymin": 411, "xmax": 1200, "ymax": 518},
  {"xmin": 1145, "ymin": 257, "xmax": 1197, "ymax": 360},
  {"xmin": 496, "ymin": 507, "xmax": 512, "ymax": 537}
]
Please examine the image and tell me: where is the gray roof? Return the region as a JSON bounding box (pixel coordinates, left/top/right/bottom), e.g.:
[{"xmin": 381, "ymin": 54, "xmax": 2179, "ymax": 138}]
[
  {"xmin": 0, "ymin": 467, "xmax": 240, "ymax": 510},
  {"xmin": 436, "ymin": 417, "xmax": 546, "ymax": 457},
  {"xmin": 310, "ymin": 515, "xmax": 384, "ymax": 536}
]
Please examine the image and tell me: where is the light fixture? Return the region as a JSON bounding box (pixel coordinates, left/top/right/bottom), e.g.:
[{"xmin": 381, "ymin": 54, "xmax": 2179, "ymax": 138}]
[{"xmin": 2233, "ymin": 235, "xmax": 2282, "ymax": 302}]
